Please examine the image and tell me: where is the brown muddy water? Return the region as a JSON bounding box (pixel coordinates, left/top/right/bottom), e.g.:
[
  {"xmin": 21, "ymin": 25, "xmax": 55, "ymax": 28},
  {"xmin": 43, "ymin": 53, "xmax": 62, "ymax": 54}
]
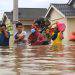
[{"xmin": 0, "ymin": 44, "xmax": 75, "ymax": 75}]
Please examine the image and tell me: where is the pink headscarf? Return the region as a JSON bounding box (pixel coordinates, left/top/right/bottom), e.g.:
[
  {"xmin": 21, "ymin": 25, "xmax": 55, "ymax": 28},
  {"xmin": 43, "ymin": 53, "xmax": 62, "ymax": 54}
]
[{"xmin": 56, "ymin": 22, "xmax": 66, "ymax": 32}]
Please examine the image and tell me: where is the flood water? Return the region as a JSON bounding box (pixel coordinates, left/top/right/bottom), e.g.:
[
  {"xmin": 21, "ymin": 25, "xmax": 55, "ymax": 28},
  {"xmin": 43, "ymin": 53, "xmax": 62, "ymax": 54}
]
[{"xmin": 0, "ymin": 44, "xmax": 75, "ymax": 75}]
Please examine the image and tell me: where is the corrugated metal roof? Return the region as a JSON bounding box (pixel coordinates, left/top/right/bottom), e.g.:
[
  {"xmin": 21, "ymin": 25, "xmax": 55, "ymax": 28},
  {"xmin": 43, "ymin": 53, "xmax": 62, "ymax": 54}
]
[
  {"xmin": 4, "ymin": 8, "xmax": 47, "ymax": 22},
  {"xmin": 68, "ymin": 0, "xmax": 75, "ymax": 5},
  {"xmin": 52, "ymin": 4, "xmax": 75, "ymax": 17}
]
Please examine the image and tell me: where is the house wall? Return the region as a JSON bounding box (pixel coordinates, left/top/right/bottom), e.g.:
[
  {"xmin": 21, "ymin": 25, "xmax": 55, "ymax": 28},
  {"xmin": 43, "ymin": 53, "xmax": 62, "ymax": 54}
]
[
  {"xmin": 47, "ymin": 9, "xmax": 68, "ymax": 44},
  {"xmin": 49, "ymin": 9, "xmax": 64, "ymax": 23},
  {"xmin": 67, "ymin": 18, "xmax": 75, "ymax": 44},
  {"xmin": 21, "ymin": 21, "xmax": 33, "ymax": 26},
  {"xmin": 21, "ymin": 21, "xmax": 32, "ymax": 31},
  {"xmin": 24, "ymin": 25, "xmax": 31, "ymax": 30},
  {"xmin": 23, "ymin": 25, "xmax": 31, "ymax": 38},
  {"xmin": 67, "ymin": 18, "xmax": 75, "ymax": 33}
]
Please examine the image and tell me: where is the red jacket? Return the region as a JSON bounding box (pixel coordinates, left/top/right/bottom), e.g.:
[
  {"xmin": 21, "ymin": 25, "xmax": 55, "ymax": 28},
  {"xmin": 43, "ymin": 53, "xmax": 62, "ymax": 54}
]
[{"xmin": 28, "ymin": 32, "xmax": 46, "ymax": 45}]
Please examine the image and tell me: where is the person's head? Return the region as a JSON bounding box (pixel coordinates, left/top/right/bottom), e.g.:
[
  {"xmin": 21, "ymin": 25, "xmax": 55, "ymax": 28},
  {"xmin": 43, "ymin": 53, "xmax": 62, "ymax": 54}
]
[
  {"xmin": 1, "ymin": 23, "xmax": 7, "ymax": 31},
  {"xmin": 56, "ymin": 22, "xmax": 66, "ymax": 32},
  {"xmin": 16, "ymin": 22, "xmax": 23, "ymax": 33},
  {"xmin": 45, "ymin": 19, "xmax": 51, "ymax": 27},
  {"xmin": 45, "ymin": 29, "xmax": 50, "ymax": 34}
]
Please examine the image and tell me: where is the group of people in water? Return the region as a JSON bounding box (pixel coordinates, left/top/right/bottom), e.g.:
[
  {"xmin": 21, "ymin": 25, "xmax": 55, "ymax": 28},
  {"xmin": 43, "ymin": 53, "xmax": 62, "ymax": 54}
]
[
  {"xmin": 28, "ymin": 17, "xmax": 66, "ymax": 48},
  {"xmin": 0, "ymin": 17, "xmax": 66, "ymax": 49}
]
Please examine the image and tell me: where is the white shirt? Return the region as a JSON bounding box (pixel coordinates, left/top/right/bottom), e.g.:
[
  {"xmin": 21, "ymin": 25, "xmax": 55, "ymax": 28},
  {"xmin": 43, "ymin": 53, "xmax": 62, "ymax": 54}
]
[
  {"xmin": 14, "ymin": 31, "xmax": 27, "ymax": 44},
  {"xmin": 19, "ymin": 31, "xmax": 27, "ymax": 40}
]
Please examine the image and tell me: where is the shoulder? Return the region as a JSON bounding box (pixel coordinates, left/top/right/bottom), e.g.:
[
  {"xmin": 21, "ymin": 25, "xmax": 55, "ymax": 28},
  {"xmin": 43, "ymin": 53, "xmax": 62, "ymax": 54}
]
[
  {"xmin": 8, "ymin": 31, "xmax": 10, "ymax": 34},
  {"xmin": 14, "ymin": 32, "xmax": 18, "ymax": 36},
  {"xmin": 14, "ymin": 32, "xmax": 18, "ymax": 38},
  {"xmin": 6, "ymin": 31, "xmax": 10, "ymax": 36}
]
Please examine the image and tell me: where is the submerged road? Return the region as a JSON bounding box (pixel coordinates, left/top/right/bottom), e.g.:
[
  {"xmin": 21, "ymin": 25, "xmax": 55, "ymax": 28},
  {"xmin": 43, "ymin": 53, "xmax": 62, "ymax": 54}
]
[{"xmin": 0, "ymin": 45, "xmax": 75, "ymax": 75}]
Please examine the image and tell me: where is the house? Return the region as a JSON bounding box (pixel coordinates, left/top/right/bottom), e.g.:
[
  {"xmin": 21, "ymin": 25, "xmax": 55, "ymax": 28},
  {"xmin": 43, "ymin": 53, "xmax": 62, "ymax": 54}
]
[
  {"xmin": 3, "ymin": 8, "xmax": 47, "ymax": 32},
  {"xmin": 45, "ymin": 0, "xmax": 75, "ymax": 44}
]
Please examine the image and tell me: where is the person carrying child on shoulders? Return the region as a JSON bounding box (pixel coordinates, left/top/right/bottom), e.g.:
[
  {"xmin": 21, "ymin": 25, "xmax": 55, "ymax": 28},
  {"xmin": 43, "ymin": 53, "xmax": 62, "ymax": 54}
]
[{"xmin": 51, "ymin": 22, "xmax": 66, "ymax": 51}]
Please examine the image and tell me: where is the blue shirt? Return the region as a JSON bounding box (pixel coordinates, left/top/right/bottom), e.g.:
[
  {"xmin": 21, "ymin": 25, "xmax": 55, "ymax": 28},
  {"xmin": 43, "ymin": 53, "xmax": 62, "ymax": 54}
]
[{"xmin": 0, "ymin": 32, "xmax": 10, "ymax": 46}]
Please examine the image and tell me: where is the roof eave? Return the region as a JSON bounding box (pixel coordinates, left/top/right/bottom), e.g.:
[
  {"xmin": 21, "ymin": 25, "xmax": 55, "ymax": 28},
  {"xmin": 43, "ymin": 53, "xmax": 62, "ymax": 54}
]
[
  {"xmin": 51, "ymin": 5, "xmax": 66, "ymax": 17},
  {"xmin": 45, "ymin": 5, "xmax": 52, "ymax": 17},
  {"xmin": 45, "ymin": 4, "xmax": 66, "ymax": 18},
  {"xmin": 68, "ymin": 0, "xmax": 73, "ymax": 5}
]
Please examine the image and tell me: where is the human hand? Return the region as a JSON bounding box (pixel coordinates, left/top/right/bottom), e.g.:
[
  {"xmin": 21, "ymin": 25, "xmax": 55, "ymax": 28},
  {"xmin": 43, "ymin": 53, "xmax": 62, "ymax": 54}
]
[{"xmin": 18, "ymin": 35, "xmax": 24, "ymax": 40}]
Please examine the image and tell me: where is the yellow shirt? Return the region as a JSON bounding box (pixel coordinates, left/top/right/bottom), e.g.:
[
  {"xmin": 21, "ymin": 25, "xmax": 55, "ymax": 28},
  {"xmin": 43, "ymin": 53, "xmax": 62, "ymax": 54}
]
[
  {"xmin": 51, "ymin": 32, "xmax": 63, "ymax": 51},
  {"xmin": 52, "ymin": 32, "xmax": 62, "ymax": 47}
]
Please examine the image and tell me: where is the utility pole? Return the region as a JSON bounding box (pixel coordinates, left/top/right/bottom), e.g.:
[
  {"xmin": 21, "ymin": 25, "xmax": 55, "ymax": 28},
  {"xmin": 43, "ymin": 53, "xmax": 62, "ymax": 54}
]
[
  {"xmin": 13, "ymin": 0, "xmax": 18, "ymax": 22},
  {"xmin": 13, "ymin": 0, "xmax": 18, "ymax": 32}
]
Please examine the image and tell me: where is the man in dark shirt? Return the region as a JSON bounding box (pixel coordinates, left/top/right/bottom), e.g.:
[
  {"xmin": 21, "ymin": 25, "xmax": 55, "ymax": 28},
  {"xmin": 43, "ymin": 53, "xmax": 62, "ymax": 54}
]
[{"xmin": 0, "ymin": 23, "xmax": 10, "ymax": 46}]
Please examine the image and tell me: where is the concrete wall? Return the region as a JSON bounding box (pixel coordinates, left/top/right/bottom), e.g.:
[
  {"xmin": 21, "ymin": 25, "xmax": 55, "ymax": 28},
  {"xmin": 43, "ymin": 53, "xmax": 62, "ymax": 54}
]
[
  {"xmin": 21, "ymin": 21, "xmax": 33, "ymax": 26},
  {"xmin": 67, "ymin": 18, "xmax": 75, "ymax": 33},
  {"xmin": 67, "ymin": 18, "xmax": 75, "ymax": 44},
  {"xmin": 23, "ymin": 25, "xmax": 31, "ymax": 38},
  {"xmin": 50, "ymin": 9, "xmax": 64, "ymax": 22}
]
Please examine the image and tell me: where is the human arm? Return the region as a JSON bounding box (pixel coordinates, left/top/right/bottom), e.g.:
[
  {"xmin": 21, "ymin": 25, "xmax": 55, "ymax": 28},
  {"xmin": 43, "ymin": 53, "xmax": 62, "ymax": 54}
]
[
  {"xmin": 32, "ymin": 33, "xmax": 46, "ymax": 45},
  {"xmin": 3, "ymin": 30, "xmax": 10, "ymax": 38},
  {"xmin": 14, "ymin": 31, "xmax": 27, "ymax": 43}
]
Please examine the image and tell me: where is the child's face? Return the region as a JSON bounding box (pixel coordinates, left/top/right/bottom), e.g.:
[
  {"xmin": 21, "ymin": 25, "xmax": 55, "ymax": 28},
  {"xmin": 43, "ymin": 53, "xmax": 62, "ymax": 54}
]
[{"xmin": 16, "ymin": 25, "xmax": 23, "ymax": 33}]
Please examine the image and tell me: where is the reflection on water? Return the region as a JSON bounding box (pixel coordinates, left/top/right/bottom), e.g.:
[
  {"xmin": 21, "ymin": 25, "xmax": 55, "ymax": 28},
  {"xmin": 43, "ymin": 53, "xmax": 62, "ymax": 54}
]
[{"xmin": 0, "ymin": 45, "xmax": 75, "ymax": 75}]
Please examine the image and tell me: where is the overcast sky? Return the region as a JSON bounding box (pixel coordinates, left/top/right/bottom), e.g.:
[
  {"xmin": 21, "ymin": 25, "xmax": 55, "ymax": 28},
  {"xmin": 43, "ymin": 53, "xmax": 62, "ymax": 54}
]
[{"xmin": 0, "ymin": 0, "xmax": 69, "ymax": 20}]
